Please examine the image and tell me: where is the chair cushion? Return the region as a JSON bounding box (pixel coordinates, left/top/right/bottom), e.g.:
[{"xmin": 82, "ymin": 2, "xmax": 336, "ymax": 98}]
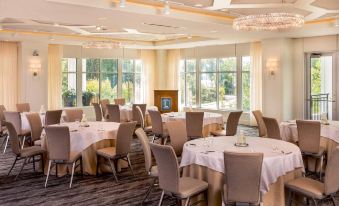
[
  {"xmin": 285, "ymin": 177, "xmax": 325, "ymax": 199},
  {"xmin": 211, "ymin": 130, "xmax": 226, "ymax": 136},
  {"xmin": 144, "ymin": 126, "xmax": 152, "ymax": 133},
  {"xmin": 176, "ymin": 177, "xmax": 208, "ymax": 198},
  {"xmin": 303, "ymin": 146, "xmax": 326, "ymax": 157},
  {"xmin": 18, "ymin": 129, "xmax": 31, "ymax": 137},
  {"xmin": 20, "ymin": 146, "xmax": 45, "ymax": 157},
  {"xmin": 97, "ymin": 147, "xmax": 116, "ymax": 159},
  {"xmin": 34, "ymin": 139, "xmax": 42, "ymax": 146},
  {"xmin": 149, "ymin": 165, "xmax": 158, "ymax": 177}
]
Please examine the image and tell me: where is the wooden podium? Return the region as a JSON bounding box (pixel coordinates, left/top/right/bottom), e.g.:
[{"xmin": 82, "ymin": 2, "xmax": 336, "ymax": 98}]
[{"xmin": 154, "ymin": 90, "xmax": 178, "ymax": 113}]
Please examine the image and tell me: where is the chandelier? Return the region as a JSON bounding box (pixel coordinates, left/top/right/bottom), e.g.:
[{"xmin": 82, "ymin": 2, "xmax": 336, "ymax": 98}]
[
  {"xmin": 82, "ymin": 41, "xmax": 124, "ymax": 49},
  {"xmin": 233, "ymin": 13, "xmax": 304, "ymax": 31}
]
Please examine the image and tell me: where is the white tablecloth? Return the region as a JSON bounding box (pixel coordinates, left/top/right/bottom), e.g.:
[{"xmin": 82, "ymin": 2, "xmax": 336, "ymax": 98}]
[
  {"xmin": 120, "ymin": 105, "xmax": 158, "ymax": 122},
  {"xmin": 280, "ymin": 120, "xmax": 339, "ymax": 143},
  {"xmin": 161, "ymin": 112, "xmax": 223, "ymax": 126},
  {"xmin": 180, "ymin": 136, "xmax": 304, "ymax": 194}
]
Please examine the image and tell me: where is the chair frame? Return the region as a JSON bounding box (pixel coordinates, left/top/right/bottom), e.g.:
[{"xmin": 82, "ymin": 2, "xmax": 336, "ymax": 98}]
[
  {"xmin": 287, "ymin": 188, "xmax": 336, "ymax": 206},
  {"xmin": 8, "ymin": 152, "xmax": 45, "ymax": 180}
]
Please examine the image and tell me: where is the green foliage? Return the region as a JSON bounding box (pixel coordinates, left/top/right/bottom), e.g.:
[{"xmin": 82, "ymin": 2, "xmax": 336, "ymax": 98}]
[
  {"xmin": 311, "ymin": 58, "xmax": 321, "ymax": 95},
  {"xmin": 62, "ymin": 89, "xmax": 76, "ymax": 107}
]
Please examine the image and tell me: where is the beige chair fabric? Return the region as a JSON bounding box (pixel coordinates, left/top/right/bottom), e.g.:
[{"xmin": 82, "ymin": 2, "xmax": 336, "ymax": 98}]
[
  {"xmin": 166, "ymin": 121, "xmax": 188, "ymax": 157},
  {"xmin": 4, "ymin": 111, "xmax": 30, "ymax": 150},
  {"xmin": 4, "ymin": 121, "xmax": 45, "ymax": 180},
  {"xmin": 132, "ymin": 104, "xmax": 147, "ymax": 126},
  {"xmin": 26, "ymin": 113, "xmax": 43, "ymax": 146},
  {"xmin": 211, "ymin": 111, "xmax": 243, "ymax": 136},
  {"xmin": 0, "ymin": 105, "xmax": 6, "ymax": 127},
  {"xmin": 186, "ymin": 112, "xmax": 204, "ymax": 139},
  {"xmin": 0, "ymin": 105, "xmax": 8, "ymax": 153},
  {"xmin": 150, "ymin": 143, "xmax": 208, "ymax": 205},
  {"xmin": 263, "ymin": 117, "xmax": 282, "ymax": 140},
  {"xmin": 100, "ymin": 99, "xmax": 110, "ymax": 118},
  {"xmin": 96, "ymin": 122, "xmax": 137, "ymax": 182},
  {"xmin": 223, "ymin": 152, "xmax": 263, "ymax": 205},
  {"xmin": 107, "ymin": 104, "xmax": 120, "ymax": 123},
  {"xmin": 45, "ymin": 110, "xmax": 62, "ymax": 126},
  {"xmin": 92, "ymin": 103, "xmax": 103, "ymax": 121},
  {"xmin": 16, "ymin": 103, "xmax": 30, "ymax": 113},
  {"xmin": 148, "ymin": 110, "xmax": 167, "ymax": 143},
  {"xmin": 44, "ymin": 126, "xmax": 83, "ymax": 188},
  {"xmin": 114, "ymin": 98, "xmax": 125, "ymax": 106},
  {"xmin": 64, "ymin": 109, "xmax": 83, "ymax": 122},
  {"xmin": 285, "ymin": 147, "xmax": 339, "ymax": 205},
  {"xmin": 252, "ymin": 110, "xmax": 267, "ymax": 137}
]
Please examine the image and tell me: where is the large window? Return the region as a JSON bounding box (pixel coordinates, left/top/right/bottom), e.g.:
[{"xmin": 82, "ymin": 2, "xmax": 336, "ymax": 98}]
[
  {"xmin": 62, "ymin": 58, "xmax": 143, "ymax": 107},
  {"xmin": 179, "ymin": 56, "xmax": 251, "ymax": 111}
]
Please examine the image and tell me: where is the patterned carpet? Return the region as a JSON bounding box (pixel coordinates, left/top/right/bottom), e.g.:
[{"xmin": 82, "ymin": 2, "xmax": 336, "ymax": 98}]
[{"xmin": 0, "ymin": 126, "xmax": 337, "ymax": 206}]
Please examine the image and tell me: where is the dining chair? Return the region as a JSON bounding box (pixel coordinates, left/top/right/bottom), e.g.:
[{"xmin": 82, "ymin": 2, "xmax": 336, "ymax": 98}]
[
  {"xmin": 96, "ymin": 122, "xmax": 137, "ymax": 182},
  {"xmin": 92, "ymin": 103, "xmax": 103, "ymax": 121},
  {"xmin": 44, "ymin": 126, "xmax": 83, "ymax": 188},
  {"xmin": 285, "ymin": 146, "xmax": 339, "ymax": 206},
  {"xmin": 0, "ymin": 105, "xmax": 8, "ymax": 152},
  {"xmin": 114, "ymin": 98, "xmax": 126, "ymax": 106},
  {"xmin": 100, "ymin": 99, "xmax": 110, "ymax": 119},
  {"xmin": 262, "ymin": 117, "xmax": 282, "ymax": 140},
  {"xmin": 186, "ymin": 112, "xmax": 204, "ymax": 139},
  {"xmin": 5, "ymin": 121, "xmax": 45, "ymax": 180},
  {"xmin": 4, "ymin": 111, "xmax": 31, "ymax": 151},
  {"xmin": 252, "ymin": 110, "xmax": 267, "ymax": 137},
  {"xmin": 138, "ymin": 107, "xmax": 152, "ymax": 134},
  {"xmin": 16, "ymin": 103, "xmax": 30, "ymax": 113},
  {"xmin": 223, "ymin": 152, "xmax": 263, "ymax": 205},
  {"xmin": 132, "ymin": 104, "xmax": 147, "ymax": 126},
  {"xmin": 296, "ymin": 120, "xmax": 325, "ymax": 180},
  {"xmin": 211, "ymin": 111, "xmax": 243, "ymax": 136},
  {"xmin": 150, "ymin": 143, "xmax": 208, "ymax": 206},
  {"xmin": 107, "ymin": 104, "xmax": 120, "ymax": 123},
  {"xmin": 45, "ymin": 110, "xmax": 63, "ymax": 126},
  {"xmin": 64, "ymin": 109, "xmax": 83, "ymax": 122},
  {"xmin": 166, "ymin": 121, "xmax": 188, "ymax": 157},
  {"xmin": 135, "ymin": 128, "xmax": 158, "ymax": 204},
  {"xmin": 26, "ymin": 113, "xmax": 43, "ymax": 146},
  {"xmin": 148, "ymin": 110, "xmax": 168, "ymax": 144}
]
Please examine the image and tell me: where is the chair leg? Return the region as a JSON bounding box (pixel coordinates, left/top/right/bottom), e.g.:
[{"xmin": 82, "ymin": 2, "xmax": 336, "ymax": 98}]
[
  {"xmin": 80, "ymin": 158, "xmax": 83, "ymax": 177},
  {"xmin": 15, "ymin": 157, "xmax": 27, "ymax": 180},
  {"xmin": 312, "ymin": 198, "xmax": 318, "ymax": 206},
  {"xmin": 152, "ymin": 135, "xmax": 156, "ymax": 143},
  {"xmin": 204, "ymin": 190, "xmax": 208, "ymax": 206},
  {"xmin": 127, "ymin": 155, "xmax": 135, "ymax": 177},
  {"xmin": 8, "ymin": 157, "xmax": 18, "ymax": 175},
  {"xmin": 69, "ymin": 162, "xmax": 76, "ymax": 188},
  {"xmin": 41, "ymin": 154, "xmax": 44, "ymax": 174},
  {"xmin": 184, "ymin": 197, "xmax": 190, "ymax": 206},
  {"xmin": 288, "ymin": 190, "xmax": 293, "ymax": 206},
  {"xmin": 3, "ymin": 135, "xmax": 9, "ymax": 153},
  {"xmin": 55, "ymin": 163, "xmax": 58, "ymax": 177},
  {"xmin": 142, "ymin": 178, "xmax": 156, "ymax": 204},
  {"xmin": 96, "ymin": 156, "xmax": 100, "ymax": 176},
  {"xmin": 108, "ymin": 159, "xmax": 118, "ymax": 182},
  {"xmin": 32, "ymin": 156, "xmax": 35, "ymax": 172},
  {"xmin": 45, "ymin": 160, "xmax": 52, "ymax": 188},
  {"xmin": 319, "ymin": 155, "xmax": 324, "ymax": 181},
  {"xmin": 21, "ymin": 136, "xmax": 26, "ymax": 149},
  {"xmin": 331, "ymin": 196, "xmax": 336, "ymax": 206},
  {"xmin": 158, "ymin": 190, "xmax": 165, "ymax": 206}
]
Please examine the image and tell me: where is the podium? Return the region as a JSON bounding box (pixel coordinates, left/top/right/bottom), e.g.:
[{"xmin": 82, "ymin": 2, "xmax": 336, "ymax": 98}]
[{"xmin": 154, "ymin": 90, "xmax": 178, "ymax": 113}]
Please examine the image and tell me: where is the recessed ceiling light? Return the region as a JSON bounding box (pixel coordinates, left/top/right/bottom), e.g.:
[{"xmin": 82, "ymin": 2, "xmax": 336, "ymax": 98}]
[
  {"xmin": 187, "ymin": 36, "xmax": 192, "ymax": 39},
  {"xmin": 96, "ymin": 26, "xmax": 102, "ymax": 31},
  {"xmin": 49, "ymin": 36, "xmax": 55, "ymax": 41},
  {"xmin": 220, "ymin": 8, "xmax": 228, "ymax": 12},
  {"xmin": 162, "ymin": 1, "xmax": 170, "ymax": 15},
  {"xmin": 210, "ymin": 30, "xmax": 217, "ymax": 33},
  {"xmin": 53, "ymin": 23, "xmax": 60, "ymax": 27},
  {"xmin": 195, "ymin": 4, "xmax": 203, "ymax": 7}
]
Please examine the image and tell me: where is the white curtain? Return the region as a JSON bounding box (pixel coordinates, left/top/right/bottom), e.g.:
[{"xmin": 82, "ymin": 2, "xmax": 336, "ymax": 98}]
[
  {"xmin": 0, "ymin": 42, "xmax": 18, "ymax": 110},
  {"xmin": 250, "ymin": 42, "xmax": 263, "ymax": 124},
  {"xmin": 48, "ymin": 44, "xmax": 63, "ymax": 110},
  {"xmin": 167, "ymin": 49, "xmax": 181, "ymax": 90},
  {"xmin": 141, "ymin": 50, "xmax": 156, "ymax": 105}
]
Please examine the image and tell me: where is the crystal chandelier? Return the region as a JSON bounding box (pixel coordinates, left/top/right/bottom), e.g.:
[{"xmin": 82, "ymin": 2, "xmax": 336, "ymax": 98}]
[
  {"xmin": 233, "ymin": 13, "xmax": 304, "ymax": 31},
  {"xmin": 82, "ymin": 41, "xmax": 124, "ymax": 49}
]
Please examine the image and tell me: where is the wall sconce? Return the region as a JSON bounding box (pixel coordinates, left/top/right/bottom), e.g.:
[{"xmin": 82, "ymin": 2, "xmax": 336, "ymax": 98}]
[
  {"xmin": 30, "ymin": 50, "xmax": 41, "ymax": 77},
  {"xmin": 266, "ymin": 58, "xmax": 279, "ymax": 76}
]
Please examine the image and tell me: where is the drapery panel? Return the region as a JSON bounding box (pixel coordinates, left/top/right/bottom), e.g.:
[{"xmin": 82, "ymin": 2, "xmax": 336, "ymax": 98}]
[
  {"xmin": 0, "ymin": 41, "xmax": 18, "ymax": 110},
  {"xmin": 48, "ymin": 44, "xmax": 63, "ymax": 110},
  {"xmin": 167, "ymin": 49, "xmax": 180, "ymax": 90},
  {"xmin": 141, "ymin": 50, "xmax": 156, "ymax": 105}
]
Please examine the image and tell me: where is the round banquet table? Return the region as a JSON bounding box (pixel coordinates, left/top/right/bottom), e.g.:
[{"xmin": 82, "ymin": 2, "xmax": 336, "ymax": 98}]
[
  {"xmin": 41, "ymin": 121, "xmax": 120, "ymax": 175},
  {"xmin": 162, "ymin": 112, "xmax": 223, "ymax": 137},
  {"xmin": 119, "ymin": 105, "xmax": 158, "ymax": 125},
  {"xmin": 180, "ymin": 136, "xmax": 304, "ymax": 206}
]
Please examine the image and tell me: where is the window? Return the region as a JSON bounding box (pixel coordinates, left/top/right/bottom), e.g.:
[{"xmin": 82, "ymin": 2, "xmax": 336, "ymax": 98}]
[
  {"xmin": 100, "ymin": 59, "xmax": 119, "ymax": 102},
  {"xmin": 82, "ymin": 59, "xmax": 100, "ymax": 106},
  {"xmin": 179, "ymin": 56, "xmax": 251, "ymax": 111},
  {"xmin": 62, "ymin": 58, "xmax": 77, "ymax": 107},
  {"xmin": 122, "ymin": 59, "xmax": 144, "ymax": 104}
]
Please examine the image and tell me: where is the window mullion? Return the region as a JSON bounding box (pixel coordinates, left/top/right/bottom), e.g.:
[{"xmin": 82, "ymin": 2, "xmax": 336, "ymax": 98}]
[
  {"xmin": 197, "ymin": 59, "xmax": 201, "ymax": 108},
  {"xmin": 216, "ymin": 59, "xmax": 220, "ymax": 110},
  {"xmin": 237, "ymin": 56, "xmax": 242, "ymax": 110}
]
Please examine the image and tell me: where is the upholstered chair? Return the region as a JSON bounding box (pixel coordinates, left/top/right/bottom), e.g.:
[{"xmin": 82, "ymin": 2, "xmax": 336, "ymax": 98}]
[
  {"xmin": 45, "ymin": 110, "xmax": 63, "ymax": 126},
  {"xmin": 92, "ymin": 103, "xmax": 103, "ymax": 121},
  {"xmin": 100, "ymin": 99, "xmax": 110, "ymax": 119},
  {"xmin": 26, "ymin": 113, "xmax": 43, "ymax": 146},
  {"xmin": 252, "ymin": 110, "xmax": 267, "ymax": 137},
  {"xmin": 148, "ymin": 110, "xmax": 168, "ymax": 144},
  {"xmin": 211, "ymin": 111, "xmax": 243, "ymax": 136},
  {"xmin": 0, "ymin": 105, "xmax": 8, "ymax": 152},
  {"xmin": 138, "ymin": 107, "xmax": 152, "ymax": 134},
  {"xmin": 64, "ymin": 109, "xmax": 83, "ymax": 122},
  {"xmin": 132, "ymin": 104, "xmax": 147, "ymax": 127},
  {"xmin": 185, "ymin": 112, "xmax": 204, "ymax": 139},
  {"xmin": 4, "ymin": 111, "xmax": 31, "ymax": 150},
  {"xmin": 16, "ymin": 103, "xmax": 30, "ymax": 113},
  {"xmin": 262, "ymin": 117, "xmax": 282, "ymax": 140},
  {"xmin": 107, "ymin": 104, "xmax": 120, "ymax": 123},
  {"xmin": 114, "ymin": 98, "xmax": 126, "ymax": 106},
  {"xmin": 166, "ymin": 121, "xmax": 188, "ymax": 157}
]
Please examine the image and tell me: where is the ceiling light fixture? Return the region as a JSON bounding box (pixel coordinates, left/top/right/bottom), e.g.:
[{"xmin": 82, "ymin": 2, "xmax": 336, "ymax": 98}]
[
  {"xmin": 119, "ymin": 0, "xmax": 126, "ymax": 8},
  {"xmin": 95, "ymin": 26, "xmax": 102, "ymax": 31},
  {"xmin": 53, "ymin": 23, "xmax": 60, "ymax": 27},
  {"xmin": 83, "ymin": 41, "xmax": 125, "ymax": 49},
  {"xmin": 162, "ymin": 1, "xmax": 170, "ymax": 15},
  {"xmin": 194, "ymin": 4, "xmax": 203, "ymax": 7}
]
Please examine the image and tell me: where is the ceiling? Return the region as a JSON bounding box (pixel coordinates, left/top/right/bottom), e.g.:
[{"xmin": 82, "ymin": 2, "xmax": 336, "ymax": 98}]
[{"xmin": 0, "ymin": 0, "xmax": 338, "ymax": 49}]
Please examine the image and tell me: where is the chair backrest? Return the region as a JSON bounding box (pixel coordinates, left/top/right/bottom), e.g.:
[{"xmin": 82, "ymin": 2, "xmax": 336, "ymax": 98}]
[
  {"xmin": 114, "ymin": 98, "xmax": 126, "ymax": 106},
  {"xmin": 132, "ymin": 104, "xmax": 146, "ymax": 125},
  {"xmin": 45, "ymin": 126, "xmax": 71, "ymax": 161},
  {"xmin": 223, "ymin": 152, "xmax": 263, "ymax": 204},
  {"xmin": 4, "ymin": 122, "xmax": 21, "ymax": 155},
  {"xmin": 92, "ymin": 103, "xmax": 103, "ymax": 121},
  {"xmin": 324, "ymin": 147, "xmax": 339, "ymax": 195},
  {"xmin": 16, "ymin": 103, "xmax": 30, "ymax": 113},
  {"xmin": 135, "ymin": 128, "xmax": 152, "ymax": 173},
  {"xmin": 107, "ymin": 104, "xmax": 120, "ymax": 123},
  {"xmin": 252, "ymin": 110, "xmax": 267, "ymax": 137},
  {"xmin": 3, "ymin": 111, "xmax": 22, "ymax": 134},
  {"xmin": 116, "ymin": 122, "xmax": 137, "ymax": 156},
  {"xmin": 186, "ymin": 112, "xmax": 204, "ymax": 138},
  {"xmin": 0, "ymin": 105, "xmax": 6, "ymax": 126},
  {"xmin": 45, "ymin": 110, "xmax": 62, "ymax": 126},
  {"xmin": 136, "ymin": 106, "xmax": 145, "ymax": 129},
  {"xmin": 150, "ymin": 143, "xmax": 180, "ymax": 194},
  {"xmin": 148, "ymin": 110, "xmax": 163, "ymax": 135},
  {"xmin": 26, "ymin": 113, "xmax": 43, "ymax": 142},
  {"xmin": 226, "ymin": 111, "xmax": 243, "ymax": 136},
  {"xmin": 262, "ymin": 117, "xmax": 282, "ymax": 140},
  {"xmin": 64, "ymin": 109, "xmax": 83, "ymax": 122},
  {"xmin": 296, "ymin": 120, "xmax": 321, "ymax": 154},
  {"xmin": 166, "ymin": 121, "xmax": 188, "ymax": 156},
  {"xmin": 100, "ymin": 99, "xmax": 110, "ymax": 118}
]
